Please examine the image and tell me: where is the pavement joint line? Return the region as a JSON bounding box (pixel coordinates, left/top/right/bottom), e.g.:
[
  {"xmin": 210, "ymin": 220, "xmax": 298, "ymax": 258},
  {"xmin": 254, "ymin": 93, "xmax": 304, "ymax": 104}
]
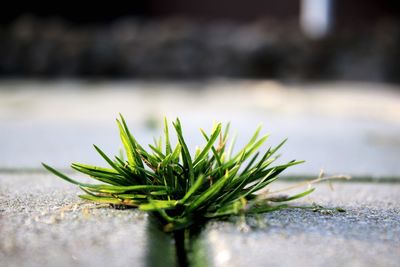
[{"xmin": 1, "ymin": 168, "xmax": 400, "ymax": 183}]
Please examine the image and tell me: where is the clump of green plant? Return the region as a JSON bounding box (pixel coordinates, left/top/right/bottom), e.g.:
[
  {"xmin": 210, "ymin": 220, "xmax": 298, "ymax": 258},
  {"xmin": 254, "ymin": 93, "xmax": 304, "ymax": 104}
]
[{"xmin": 43, "ymin": 115, "xmax": 313, "ymax": 232}]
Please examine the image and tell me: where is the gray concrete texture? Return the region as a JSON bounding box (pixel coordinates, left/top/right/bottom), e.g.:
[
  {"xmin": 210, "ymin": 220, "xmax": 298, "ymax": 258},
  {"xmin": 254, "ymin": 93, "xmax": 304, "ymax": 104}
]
[
  {"xmin": 204, "ymin": 181, "xmax": 400, "ymax": 267},
  {"xmin": 1, "ymin": 173, "xmax": 399, "ymax": 267},
  {"xmin": 1, "ymin": 80, "xmax": 400, "ymax": 177},
  {"xmin": 0, "ymin": 173, "xmax": 149, "ymax": 267}
]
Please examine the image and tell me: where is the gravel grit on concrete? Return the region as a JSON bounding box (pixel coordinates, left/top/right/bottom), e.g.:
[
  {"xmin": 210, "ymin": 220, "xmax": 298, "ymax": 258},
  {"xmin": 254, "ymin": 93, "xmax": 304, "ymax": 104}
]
[
  {"xmin": 0, "ymin": 173, "xmax": 151, "ymax": 267},
  {"xmin": 1, "ymin": 174, "xmax": 399, "ymax": 267},
  {"xmin": 203, "ymin": 182, "xmax": 400, "ymax": 267}
]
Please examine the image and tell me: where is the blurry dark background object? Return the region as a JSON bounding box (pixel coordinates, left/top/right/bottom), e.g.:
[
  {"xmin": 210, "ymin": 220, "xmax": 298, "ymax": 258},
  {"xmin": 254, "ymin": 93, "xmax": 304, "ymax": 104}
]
[{"xmin": 0, "ymin": 0, "xmax": 399, "ymax": 82}]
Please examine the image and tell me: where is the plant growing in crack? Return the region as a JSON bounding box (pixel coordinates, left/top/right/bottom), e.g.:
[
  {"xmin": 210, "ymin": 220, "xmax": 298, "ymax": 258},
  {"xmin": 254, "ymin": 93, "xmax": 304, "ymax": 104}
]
[{"xmin": 42, "ymin": 114, "xmax": 342, "ymax": 267}]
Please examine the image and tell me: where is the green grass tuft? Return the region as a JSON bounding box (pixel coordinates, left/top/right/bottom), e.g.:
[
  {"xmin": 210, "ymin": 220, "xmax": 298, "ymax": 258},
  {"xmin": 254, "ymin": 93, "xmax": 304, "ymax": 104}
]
[{"xmin": 43, "ymin": 114, "xmax": 311, "ymax": 232}]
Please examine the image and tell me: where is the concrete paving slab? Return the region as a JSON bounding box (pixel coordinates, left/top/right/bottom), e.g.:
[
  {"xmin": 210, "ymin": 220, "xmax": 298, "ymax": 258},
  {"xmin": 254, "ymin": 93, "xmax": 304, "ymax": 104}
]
[
  {"xmin": 0, "ymin": 173, "xmax": 150, "ymax": 267},
  {"xmin": 204, "ymin": 181, "xmax": 400, "ymax": 267},
  {"xmin": 2, "ymin": 173, "xmax": 399, "ymax": 267},
  {"xmin": 2, "ymin": 79, "xmax": 399, "ymax": 266},
  {"xmin": 1, "ymin": 80, "xmax": 400, "ymax": 177}
]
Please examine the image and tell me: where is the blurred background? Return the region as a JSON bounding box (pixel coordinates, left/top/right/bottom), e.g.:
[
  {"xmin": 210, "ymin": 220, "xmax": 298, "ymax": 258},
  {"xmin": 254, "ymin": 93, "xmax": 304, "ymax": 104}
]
[
  {"xmin": 1, "ymin": 0, "xmax": 400, "ymax": 177},
  {"xmin": 1, "ymin": 0, "xmax": 400, "ymax": 81}
]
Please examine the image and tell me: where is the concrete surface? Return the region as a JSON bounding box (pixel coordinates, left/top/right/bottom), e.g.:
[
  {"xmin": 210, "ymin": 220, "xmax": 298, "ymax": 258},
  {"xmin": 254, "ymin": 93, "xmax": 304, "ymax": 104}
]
[
  {"xmin": 0, "ymin": 80, "xmax": 400, "ymax": 177},
  {"xmin": 0, "ymin": 173, "xmax": 150, "ymax": 267},
  {"xmin": 205, "ymin": 181, "xmax": 400, "ymax": 267},
  {"xmin": 1, "ymin": 173, "xmax": 399, "ymax": 267},
  {"xmin": 1, "ymin": 79, "xmax": 400, "ymax": 267}
]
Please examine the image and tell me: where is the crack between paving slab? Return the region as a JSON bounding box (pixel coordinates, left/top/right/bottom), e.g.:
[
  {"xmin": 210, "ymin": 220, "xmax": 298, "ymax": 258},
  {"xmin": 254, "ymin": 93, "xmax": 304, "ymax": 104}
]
[
  {"xmin": 145, "ymin": 215, "xmax": 211, "ymax": 267},
  {"xmin": 1, "ymin": 168, "xmax": 399, "ymax": 183}
]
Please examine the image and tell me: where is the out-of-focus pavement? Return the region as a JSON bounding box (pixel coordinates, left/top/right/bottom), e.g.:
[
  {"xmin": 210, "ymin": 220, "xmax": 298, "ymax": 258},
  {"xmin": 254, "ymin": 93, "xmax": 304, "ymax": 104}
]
[{"xmin": 1, "ymin": 79, "xmax": 400, "ymax": 178}]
